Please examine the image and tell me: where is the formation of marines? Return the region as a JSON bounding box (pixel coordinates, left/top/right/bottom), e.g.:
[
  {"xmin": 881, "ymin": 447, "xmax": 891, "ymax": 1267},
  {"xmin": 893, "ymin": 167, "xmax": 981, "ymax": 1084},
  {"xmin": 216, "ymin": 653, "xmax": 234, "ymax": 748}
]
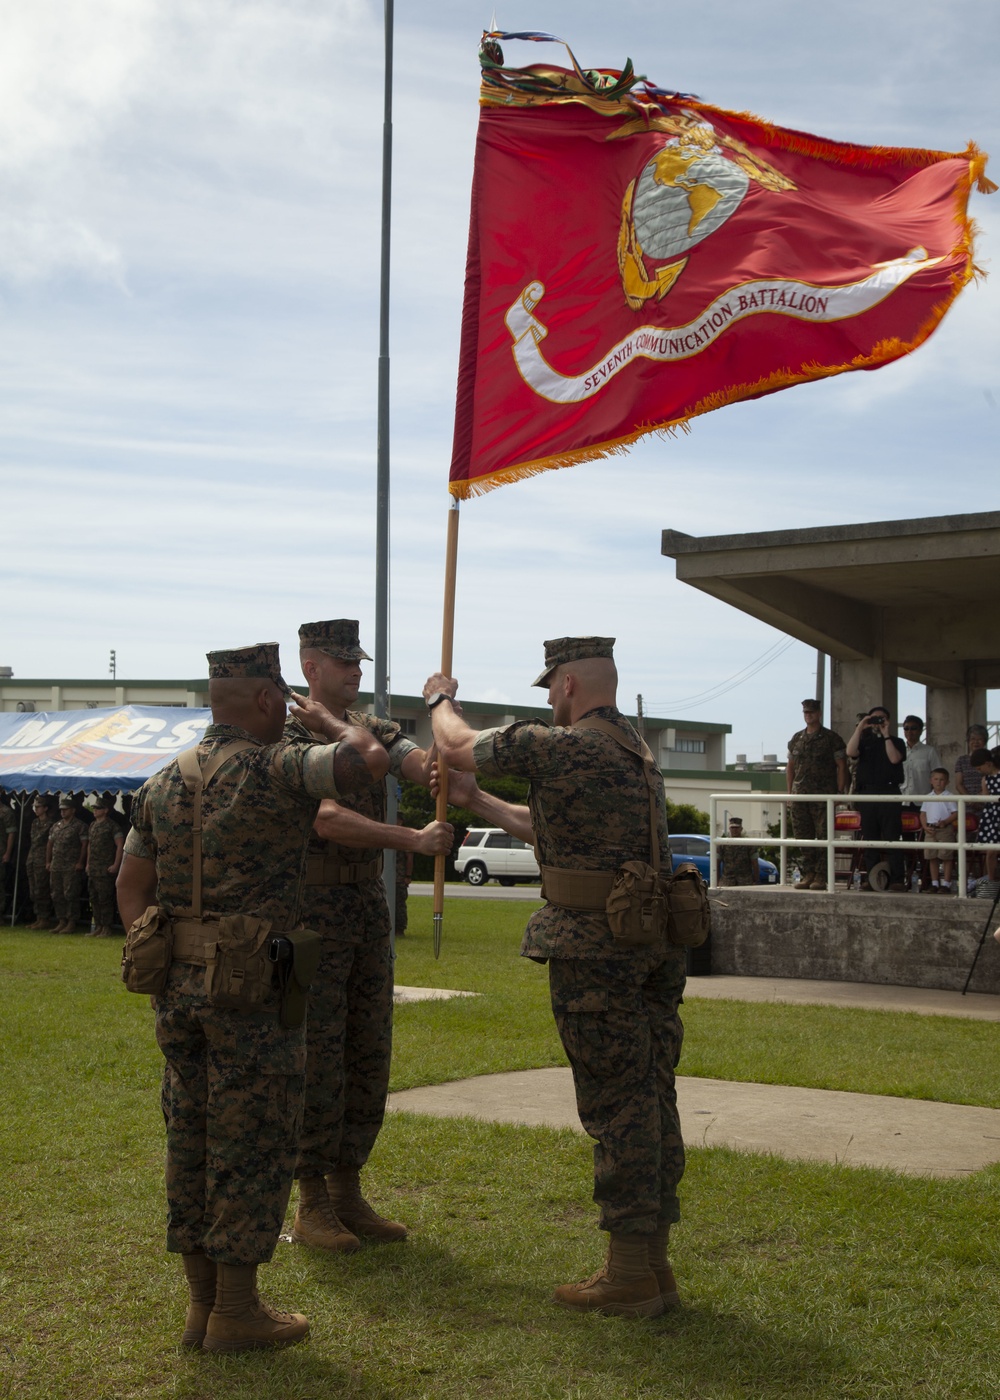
[{"xmin": 13, "ymin": 626, "xmax": 688, "ymax": 1352}]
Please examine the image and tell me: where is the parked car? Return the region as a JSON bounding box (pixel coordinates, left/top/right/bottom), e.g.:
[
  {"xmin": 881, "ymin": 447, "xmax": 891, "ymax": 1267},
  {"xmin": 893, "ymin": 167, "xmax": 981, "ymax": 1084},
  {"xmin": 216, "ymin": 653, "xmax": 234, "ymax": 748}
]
[
  {"xmin": 454, "ymin": 829, "xmax": 541, "ymax": 886},
  {"xmin": 668, "ymin": 833, "xmax": 778, "ymax": 885}
]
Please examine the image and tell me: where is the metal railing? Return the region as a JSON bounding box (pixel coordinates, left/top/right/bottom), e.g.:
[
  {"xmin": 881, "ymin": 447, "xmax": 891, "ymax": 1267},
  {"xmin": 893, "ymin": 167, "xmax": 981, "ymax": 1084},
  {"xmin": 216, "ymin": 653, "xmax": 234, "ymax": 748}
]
[{"xmin": 709, "ymin": 791, "xmax": 1000, "ymax": 898}]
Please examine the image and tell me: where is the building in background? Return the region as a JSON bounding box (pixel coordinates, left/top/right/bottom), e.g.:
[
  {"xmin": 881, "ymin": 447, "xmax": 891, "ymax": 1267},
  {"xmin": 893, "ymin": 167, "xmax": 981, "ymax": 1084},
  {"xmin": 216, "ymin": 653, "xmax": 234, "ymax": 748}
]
[{"xmin": 0, "ymin": 673, "xmax": 783, "ymax": 825}]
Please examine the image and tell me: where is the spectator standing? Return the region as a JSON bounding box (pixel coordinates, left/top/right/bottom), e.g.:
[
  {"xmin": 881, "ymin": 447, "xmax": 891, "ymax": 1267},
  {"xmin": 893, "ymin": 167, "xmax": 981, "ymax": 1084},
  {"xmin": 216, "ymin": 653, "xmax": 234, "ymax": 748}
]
[
  {"xmin": 845, "ymin": 707, "xmax": 907, "ymax": 891},
  {"xmin": 899, "ymin": 717, "xmax": 940, "ymax": 800},
  {"xmin": 718, "ymin": 817, "xmax": 758, "ymax": 886},
  {"xmin": 786, "ymin": 700, "xmax": 846, "ymax": 892},
  {"xmin": 954, "ymin": 725, "xmax": 989, "ymax": 881},
  {"xmin": 47, "ymin": 796, "xmax": 89, "ymax": 932},
  {"xmin": 86, "ymin": 796, "xmax": 124, "ymax": 936},
  {"xmin": 26, "ymin": 796, "xmax": 57, "ymax": 928},
  {"xmin": 954, "ymin": 726, "xmax": 989, "ymax": 800},
  {"xmin": 900, "ymin": 716, "xmax": 940, "ymax": 890},
  {"xmin": 920, "ymin": 769, "xmax": 958, "ymax": 893},
  {"xmin": 0, "ymin": 789, "xmax": 16, "ymax": 919},
  {"xmin": 970, "ymin": 748, "xmax": 1000, "ymax": 883}
]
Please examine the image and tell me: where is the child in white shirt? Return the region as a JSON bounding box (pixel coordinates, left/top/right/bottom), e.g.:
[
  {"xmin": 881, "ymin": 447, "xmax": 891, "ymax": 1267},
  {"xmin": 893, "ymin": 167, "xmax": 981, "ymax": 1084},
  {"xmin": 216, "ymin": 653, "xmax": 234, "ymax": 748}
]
[{"xmin": 920, "ymin": 768, "xmax": 958, "ymax": 893}]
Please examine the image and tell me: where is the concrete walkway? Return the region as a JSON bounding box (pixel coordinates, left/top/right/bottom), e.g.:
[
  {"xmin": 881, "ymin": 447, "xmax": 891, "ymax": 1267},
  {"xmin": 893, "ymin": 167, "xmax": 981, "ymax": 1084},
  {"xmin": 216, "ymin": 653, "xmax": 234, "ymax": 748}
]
[{"xmin": 389, "ymin": 975, "xmax": 1000, "ymax": 1178}]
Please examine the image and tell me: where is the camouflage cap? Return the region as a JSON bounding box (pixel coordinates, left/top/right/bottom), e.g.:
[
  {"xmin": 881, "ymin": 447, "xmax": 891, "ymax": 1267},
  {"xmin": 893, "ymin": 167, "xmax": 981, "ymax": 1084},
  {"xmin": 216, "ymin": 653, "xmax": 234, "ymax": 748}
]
[
  {"xmin": 206, "ymin": 642, "xmax": 291, "ymax": 697},
  {"xmin": 298, "ymin": 619, "xmax": 371, "ymax": 662},
  {"xmin": 532, "ymin": 636, "xmax": 616, "ymax": 687},
  {"xmin": 92, "ymin": 795, "xmax": 114, "ymax": 811},
  {"xmin": 58, "ymin": 795, "xmax": 74, "ymax": 807}
]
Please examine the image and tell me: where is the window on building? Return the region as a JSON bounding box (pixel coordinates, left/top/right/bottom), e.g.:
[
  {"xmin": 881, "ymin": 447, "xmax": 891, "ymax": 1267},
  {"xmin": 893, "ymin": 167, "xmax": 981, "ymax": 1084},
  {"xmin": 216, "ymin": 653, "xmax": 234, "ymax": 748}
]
[
  {"xmin": 673, "ymin": 738, "xmax": 706, "ymax": 753},
  {"xmin": 396, "ymin": 718, "xmax": 417, "ymax": 736}
]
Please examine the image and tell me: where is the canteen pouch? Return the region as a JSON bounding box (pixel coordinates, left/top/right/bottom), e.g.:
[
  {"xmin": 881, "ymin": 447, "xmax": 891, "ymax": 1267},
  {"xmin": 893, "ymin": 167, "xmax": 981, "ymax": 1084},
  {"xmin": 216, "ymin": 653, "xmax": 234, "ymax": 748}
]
[
  {"xmin": 275, "ymin": 929, "xmax": 323, "ymax": 1029},
  {"xmin": 605, "ymin": 861, "xmax": 666, "ymax": 947},
  {"xmin": 205, "ymin": 914, "xmax": 275, "ymax": 1013},
  {"xmin": 664, "ymin": 862, "xmax": 711, "ymax": 948},
  {"xmin": 121, "ymin": 906, "xmax": 174, "ymax": 995}
]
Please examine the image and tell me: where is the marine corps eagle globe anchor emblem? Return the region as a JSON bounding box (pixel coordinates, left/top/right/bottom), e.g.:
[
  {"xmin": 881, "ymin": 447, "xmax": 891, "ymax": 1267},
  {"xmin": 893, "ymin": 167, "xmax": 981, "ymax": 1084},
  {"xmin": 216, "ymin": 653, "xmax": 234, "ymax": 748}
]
[{"xmin": 616, "ymin": 113, "xmax": 795, "ymax": 310}]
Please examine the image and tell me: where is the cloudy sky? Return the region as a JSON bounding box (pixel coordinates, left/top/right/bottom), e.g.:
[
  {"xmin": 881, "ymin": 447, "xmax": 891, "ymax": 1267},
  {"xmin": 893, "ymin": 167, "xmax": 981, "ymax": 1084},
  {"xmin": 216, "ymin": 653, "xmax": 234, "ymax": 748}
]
[{"xmin": 1, "ymin": 0, "xmax": 996, "ymax": 759}]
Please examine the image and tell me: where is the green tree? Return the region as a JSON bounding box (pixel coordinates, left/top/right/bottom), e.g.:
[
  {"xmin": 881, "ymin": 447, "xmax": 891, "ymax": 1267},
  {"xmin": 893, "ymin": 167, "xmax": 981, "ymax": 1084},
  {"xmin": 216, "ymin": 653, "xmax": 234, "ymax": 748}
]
[{"xmin": 665, "ymin": 799, "xmax": 710, "ymax": 835}]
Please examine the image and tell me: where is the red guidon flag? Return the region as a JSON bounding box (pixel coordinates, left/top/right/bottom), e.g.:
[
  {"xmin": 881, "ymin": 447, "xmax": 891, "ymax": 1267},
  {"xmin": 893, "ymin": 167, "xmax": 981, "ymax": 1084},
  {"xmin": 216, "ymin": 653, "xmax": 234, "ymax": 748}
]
[{"xmin": 449, "ymin": 32, "xmax": 994, "ymax": 498}]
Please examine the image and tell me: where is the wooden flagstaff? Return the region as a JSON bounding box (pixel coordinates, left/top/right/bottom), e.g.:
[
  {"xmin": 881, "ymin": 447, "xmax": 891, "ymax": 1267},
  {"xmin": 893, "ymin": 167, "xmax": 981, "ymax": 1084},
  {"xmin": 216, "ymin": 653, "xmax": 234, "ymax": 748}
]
[{"xmin": 433, "ymin": 497, "xmax": 461, "ymax": 957}]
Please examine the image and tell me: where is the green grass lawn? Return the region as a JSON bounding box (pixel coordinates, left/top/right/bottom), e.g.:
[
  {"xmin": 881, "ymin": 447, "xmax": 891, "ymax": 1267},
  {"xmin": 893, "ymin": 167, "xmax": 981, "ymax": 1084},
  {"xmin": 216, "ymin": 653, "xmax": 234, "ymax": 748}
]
[
  {"xmin": 2, "ymin": 913, "xmax": 999, "ymax": 1399},
  {"xmin": 394, "ymin": 897, "xmax": 1000, "ymax": 1108}
]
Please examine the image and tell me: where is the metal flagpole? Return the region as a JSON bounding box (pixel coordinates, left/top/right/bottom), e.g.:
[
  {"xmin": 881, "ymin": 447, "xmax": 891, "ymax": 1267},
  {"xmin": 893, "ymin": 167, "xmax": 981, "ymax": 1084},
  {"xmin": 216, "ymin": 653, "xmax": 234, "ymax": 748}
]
[
  {"xmin": 433, "ymin": 498, "xmax": 461, "ymax": 958},
  {"xmin": 375, "ymin": 0, "xmax": 397, "ymax": 937}
]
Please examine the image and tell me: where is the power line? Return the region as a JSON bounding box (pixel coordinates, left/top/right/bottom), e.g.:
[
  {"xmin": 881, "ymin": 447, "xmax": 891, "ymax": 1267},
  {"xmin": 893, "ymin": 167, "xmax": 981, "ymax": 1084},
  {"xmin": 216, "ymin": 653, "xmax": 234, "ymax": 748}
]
[{"xmin": 648, "ymin": 637, "xmax": 797, "ymax": 713}]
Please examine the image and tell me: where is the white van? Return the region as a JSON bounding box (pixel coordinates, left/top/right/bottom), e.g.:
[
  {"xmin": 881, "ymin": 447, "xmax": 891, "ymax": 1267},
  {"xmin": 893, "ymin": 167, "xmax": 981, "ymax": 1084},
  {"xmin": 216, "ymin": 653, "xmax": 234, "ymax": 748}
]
[{"xmin": 453, "ymin": 829, "xmax": 541, "ymax": 886}]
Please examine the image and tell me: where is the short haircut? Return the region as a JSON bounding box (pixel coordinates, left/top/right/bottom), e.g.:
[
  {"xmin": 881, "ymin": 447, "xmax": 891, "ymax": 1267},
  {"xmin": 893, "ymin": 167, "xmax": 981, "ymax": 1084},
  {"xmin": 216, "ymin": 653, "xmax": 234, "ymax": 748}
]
[
  {"xmin": 967, "ymin": 725, "xmax": 988, "ymax": 742},
  {"xmin": 930, "ymin": 767, "xmax": 949, "ymax": 779},
  {"xmin": 969, "ymin": 748, "xmax": 992, "ymax": 767},
  {"xmin": 903, "ymin": 715, "xmax": 923, "ymax": 730}
]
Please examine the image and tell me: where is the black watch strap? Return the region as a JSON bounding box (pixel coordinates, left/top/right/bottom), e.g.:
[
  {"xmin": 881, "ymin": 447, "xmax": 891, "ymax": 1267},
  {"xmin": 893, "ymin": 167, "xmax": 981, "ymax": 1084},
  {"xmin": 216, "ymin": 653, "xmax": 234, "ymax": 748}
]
[{"xmin": 426, "ymin": 691, "xmax": 453, "ymax": 712}]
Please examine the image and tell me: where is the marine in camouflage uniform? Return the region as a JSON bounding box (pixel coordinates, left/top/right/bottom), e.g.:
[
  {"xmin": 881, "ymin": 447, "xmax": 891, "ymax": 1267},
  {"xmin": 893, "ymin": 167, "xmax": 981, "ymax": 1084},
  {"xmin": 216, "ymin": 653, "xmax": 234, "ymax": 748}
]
[
  {"xmin": 786, "ymin": 700, "xmax": 847, "ymax": 890},
  {"xmin": 85, "ymin": 796, "xmax": 124, "ymax": 936},
  {"xmin": 48, "ymin": 798, "xmax": 89, "ymax": 931},
  {"xmin": 718, "ymin": 818, "xmax": 758, "ymax": 886},
  {"xmin": 116, "ymin": 642, "xmax": 390, "ymax": 1353},
  {"xmin": 0, "ymin": 794, "xmax": 16, "ymax": 919},
  {"xmin": 26, "ymin": 797, "xmax": 56, "ymax": 927},
  {"xmin": 425, "ymin": 637, "xmax": 686, "ymax": 1320},
  {"xmin": 287, "ymin": 619, "xmax": 451, "ymax": 1253}
]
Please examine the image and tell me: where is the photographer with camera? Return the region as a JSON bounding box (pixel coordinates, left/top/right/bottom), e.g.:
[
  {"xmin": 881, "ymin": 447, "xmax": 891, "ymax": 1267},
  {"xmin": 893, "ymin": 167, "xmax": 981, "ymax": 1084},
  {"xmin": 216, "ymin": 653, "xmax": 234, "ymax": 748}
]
[{"xmin": 846, "ymin": 706, "xmax": 907, "ymax": 891}]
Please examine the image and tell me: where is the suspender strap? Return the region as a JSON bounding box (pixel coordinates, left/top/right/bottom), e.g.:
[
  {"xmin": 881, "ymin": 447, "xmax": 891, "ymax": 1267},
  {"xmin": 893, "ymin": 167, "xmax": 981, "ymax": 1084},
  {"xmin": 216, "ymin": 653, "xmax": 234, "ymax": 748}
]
[
  {"xmin": 176, "ymin": 741, "xmax": 255, "ymax": 918},
  {"xmin": 572, "ymin": 718, "xmax": 662, "ymax": 874}
]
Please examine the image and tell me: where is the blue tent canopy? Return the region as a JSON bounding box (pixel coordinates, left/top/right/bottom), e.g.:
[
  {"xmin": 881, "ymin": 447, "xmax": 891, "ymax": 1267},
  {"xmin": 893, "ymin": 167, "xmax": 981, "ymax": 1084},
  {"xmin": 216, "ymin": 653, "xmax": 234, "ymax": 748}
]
[{"xmin": 0, "ymin": 706, "xmax": 211, "ymax": 796}]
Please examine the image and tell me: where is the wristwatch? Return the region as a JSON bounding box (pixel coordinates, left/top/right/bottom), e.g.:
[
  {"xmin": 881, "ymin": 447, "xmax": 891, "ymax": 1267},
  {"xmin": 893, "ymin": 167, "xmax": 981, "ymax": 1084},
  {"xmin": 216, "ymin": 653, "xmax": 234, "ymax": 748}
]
[{"xmin": 426, "ymin": 691, "xmax": 453, "ymax": 712}]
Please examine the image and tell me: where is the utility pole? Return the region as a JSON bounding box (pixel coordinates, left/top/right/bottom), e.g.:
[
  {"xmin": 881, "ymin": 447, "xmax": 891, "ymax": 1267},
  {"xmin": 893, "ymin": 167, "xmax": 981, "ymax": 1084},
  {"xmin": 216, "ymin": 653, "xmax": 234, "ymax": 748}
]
[
  {"xmin": 636, "ymin": 692, "xmax": 645, "ymax": 741},
  {"xmin": 109, "ymin": 649, "xmax": 117, "ymax": 680},
  {"xmin": 375, "ymin": 0, "xmax": 398, "ymax": 938}
]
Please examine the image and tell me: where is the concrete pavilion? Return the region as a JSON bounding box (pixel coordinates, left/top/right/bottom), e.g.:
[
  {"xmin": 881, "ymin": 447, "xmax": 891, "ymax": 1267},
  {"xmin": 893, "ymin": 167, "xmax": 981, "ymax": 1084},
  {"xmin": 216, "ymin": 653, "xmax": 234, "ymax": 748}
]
[{"xmin": 662, "ymin": 511, "xmax": 1000, "ymax": 768}]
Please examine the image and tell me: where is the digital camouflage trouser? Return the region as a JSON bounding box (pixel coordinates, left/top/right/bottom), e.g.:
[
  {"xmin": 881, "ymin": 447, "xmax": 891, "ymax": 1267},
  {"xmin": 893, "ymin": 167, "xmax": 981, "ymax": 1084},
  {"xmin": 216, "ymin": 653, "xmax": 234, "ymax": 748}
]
[
  {"xmin": 88, "ymin": 873, "xmax": 118, "ymax": 927},
  {"xmin": 791, "ymin": 800, "xmax": 829, "ymax": 880},
  {"xmin": 50, "ymin": 866, "xmax": 83, "ymax": 924},
  {"xmin": 155, "ymin": 962, "xmax": 307, "ymax": 1265},
  {"xmin": 27, "ymin": 859, "xmax": 53, "ymax": 921},
  {"xmin": 295, "ymin": 880, "xmax": 393, "ymax": 1178},
  {"xmin": 548, "ymin": 946, "xmax": 686, "ymax": 1234}
]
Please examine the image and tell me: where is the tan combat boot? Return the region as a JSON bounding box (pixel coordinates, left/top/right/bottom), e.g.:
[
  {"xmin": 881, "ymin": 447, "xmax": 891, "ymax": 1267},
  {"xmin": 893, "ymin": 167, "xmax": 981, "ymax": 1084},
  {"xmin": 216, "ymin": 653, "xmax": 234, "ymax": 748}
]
[
  {"xmin": 202, "ymin": 1263, "xmax": 309, "ymax": 1353},
  {"xmin": 327, "ymin": 1167, "xmax": 407, "ymax": 1243},
  {"xmin": 291, "ymin": 1175, "xmax": 360, "ymax": 1253},
  {"xmin": 795, "ymin": 874, "xmax": 816, "ymax": 891},
  {"xmin": 180, "ymin": 1251, "xmax": 216, "ymax": 1348},
  {"xmin": 648, "ymin": 1223, "xmax": 681, "ymax": 1309},
  {"xmin": 553, "ymin": 1232, "xmax": 664, "ymax": 1318}
]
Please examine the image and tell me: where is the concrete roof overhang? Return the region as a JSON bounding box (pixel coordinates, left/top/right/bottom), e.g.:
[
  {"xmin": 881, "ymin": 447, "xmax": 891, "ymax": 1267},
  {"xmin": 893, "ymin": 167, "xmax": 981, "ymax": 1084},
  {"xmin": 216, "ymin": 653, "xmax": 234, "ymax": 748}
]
[{"xmin": 662, "ymin": 512, "xmax": 1000, "ymax": 691}]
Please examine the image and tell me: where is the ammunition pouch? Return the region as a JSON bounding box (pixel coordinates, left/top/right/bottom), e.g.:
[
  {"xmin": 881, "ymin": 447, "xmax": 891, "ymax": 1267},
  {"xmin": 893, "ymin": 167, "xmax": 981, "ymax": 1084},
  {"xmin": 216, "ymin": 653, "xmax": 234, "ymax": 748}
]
[
  {"xmin": 272, "ymin": 928, "xmax": 323, "ymax": 1029},
  {"xmin": 202, "ymin": 914, "xmax": 276, "ymax": 1013},
  {"xmin": 605, "ymin": 861, "xmax": 666, "ymax": 947},
  {"xmin": 664, "ymin": 862, "xmax": 711, "ymax": 948},
  {"xmin": 121, "ymin": 905, "xmax": 175, "ymax": 995}
]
